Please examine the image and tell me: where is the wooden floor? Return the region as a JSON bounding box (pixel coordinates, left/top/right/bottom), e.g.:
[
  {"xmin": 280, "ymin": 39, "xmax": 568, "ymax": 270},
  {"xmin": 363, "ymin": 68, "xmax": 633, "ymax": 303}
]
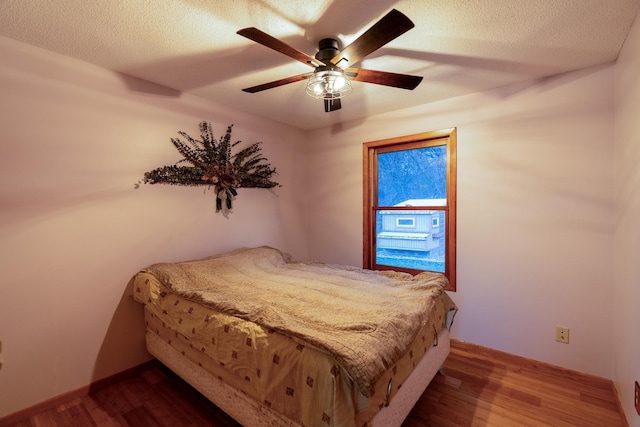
[
  {"xmin": 1, "ymin": 340, "xmax": 626, "ymax": 427},
  {"xmin": 403, "ymin": 341, "xmax": 626, "ymax": 427}
]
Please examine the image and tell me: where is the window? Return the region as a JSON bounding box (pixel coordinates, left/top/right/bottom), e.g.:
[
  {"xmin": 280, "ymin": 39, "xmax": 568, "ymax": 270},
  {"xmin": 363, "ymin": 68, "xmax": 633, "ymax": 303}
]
[
  {"xmin": 363, "ymin": 128, "xmax": 457, "ymax": 291},
  {"xmin": 396, "ymin": 217, "xmax": 416, "ymax": 228}
]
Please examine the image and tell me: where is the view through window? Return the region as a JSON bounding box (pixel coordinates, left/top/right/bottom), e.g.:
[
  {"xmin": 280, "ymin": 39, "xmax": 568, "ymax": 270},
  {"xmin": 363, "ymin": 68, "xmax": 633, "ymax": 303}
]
[{"xmin": 363, "ymin": 129, "xmax": 457, "ymax": 291}]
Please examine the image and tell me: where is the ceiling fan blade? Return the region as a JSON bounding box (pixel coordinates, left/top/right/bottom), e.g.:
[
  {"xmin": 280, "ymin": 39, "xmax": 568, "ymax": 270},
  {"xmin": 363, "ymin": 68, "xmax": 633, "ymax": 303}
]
[
  {"xmin": 346, "ymin": 68, "xmax": 423, "ymax": 90},
  {"xmin": 237, "ymin": 27, "xmax": 325, "ymax": 68},
  {"xmin": 324, "ymin": 98, "xmax": 342, "ymax": 112},
  {"xmin": 242, "ymin": 72, "xmax": 314, "ymax": 93},
  {"xmin": 330, "ymin": 9, "xmax": 414, "ymax": 68}
]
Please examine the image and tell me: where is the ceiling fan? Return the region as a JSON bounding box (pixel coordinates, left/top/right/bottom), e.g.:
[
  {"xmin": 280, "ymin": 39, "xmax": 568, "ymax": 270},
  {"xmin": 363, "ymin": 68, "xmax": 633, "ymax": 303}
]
[{"xmin": 237, "ymin": 9, "xmax": 423, "ymax": 113}]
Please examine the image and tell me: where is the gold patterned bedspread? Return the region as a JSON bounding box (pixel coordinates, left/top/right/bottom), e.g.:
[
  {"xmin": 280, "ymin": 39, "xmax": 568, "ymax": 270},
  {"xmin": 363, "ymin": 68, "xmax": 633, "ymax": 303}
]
[
  {"xmin": 130, "ymin": 246, "xmax": 457, "ymax": 427},
  {"xmin": 138, "ymin": 246, "xmax": 456, "ymax": 398}
]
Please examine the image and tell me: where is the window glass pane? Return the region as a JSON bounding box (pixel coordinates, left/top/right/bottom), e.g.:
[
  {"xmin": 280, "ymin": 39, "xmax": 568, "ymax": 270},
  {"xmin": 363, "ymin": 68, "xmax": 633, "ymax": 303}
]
[
  {"xmin": 377, "ymin": 145, "xmax": 447, "ymax": 207},
  {"xmin": 375, "ymin": 210, "xmax": 445, "ymax": 273}
]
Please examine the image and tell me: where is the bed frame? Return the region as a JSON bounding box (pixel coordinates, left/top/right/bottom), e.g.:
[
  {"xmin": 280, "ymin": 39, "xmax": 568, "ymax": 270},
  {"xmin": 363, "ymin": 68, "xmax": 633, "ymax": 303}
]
[{"xmin": 146, "ymin": 328, "xmax": 450, "ymax": 426}]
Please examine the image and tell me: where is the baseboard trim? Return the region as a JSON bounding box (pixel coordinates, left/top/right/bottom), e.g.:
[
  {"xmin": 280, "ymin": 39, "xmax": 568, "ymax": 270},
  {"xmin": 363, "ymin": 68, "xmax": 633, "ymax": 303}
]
[{"xmin": 0, "ymin": 360, "xmax": 157, "ymax": 426}]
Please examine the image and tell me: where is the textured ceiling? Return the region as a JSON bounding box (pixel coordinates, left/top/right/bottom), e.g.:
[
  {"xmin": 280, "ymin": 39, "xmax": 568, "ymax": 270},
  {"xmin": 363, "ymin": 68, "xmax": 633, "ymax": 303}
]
[{"xmin": 1, "ymin": 0, "xmax": 638, "ymax": 130}]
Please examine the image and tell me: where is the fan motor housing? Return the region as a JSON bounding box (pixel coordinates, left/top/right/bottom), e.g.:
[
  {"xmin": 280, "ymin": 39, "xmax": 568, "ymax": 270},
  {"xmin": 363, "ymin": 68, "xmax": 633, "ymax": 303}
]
[{"xmin": 315, "ymin": 38, "xmax": 340, "ymax": 63}]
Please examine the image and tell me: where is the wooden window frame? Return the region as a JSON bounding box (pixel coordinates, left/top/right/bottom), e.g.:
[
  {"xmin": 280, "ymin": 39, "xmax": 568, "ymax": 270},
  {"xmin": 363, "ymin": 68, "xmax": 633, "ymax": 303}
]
[{"xmin": 363, "ymin": 128, "xmax": 457, "ymax": 291}]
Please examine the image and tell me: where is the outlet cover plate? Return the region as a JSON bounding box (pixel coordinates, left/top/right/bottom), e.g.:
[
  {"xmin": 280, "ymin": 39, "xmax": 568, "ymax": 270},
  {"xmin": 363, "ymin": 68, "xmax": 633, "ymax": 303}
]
[
  {"xmin": 635, "ymin": 381, "xmax": 639, "ymax": 416},
  {"xmin": 555, "ymin": 326, "xmax": 569, "ymax": 344}
]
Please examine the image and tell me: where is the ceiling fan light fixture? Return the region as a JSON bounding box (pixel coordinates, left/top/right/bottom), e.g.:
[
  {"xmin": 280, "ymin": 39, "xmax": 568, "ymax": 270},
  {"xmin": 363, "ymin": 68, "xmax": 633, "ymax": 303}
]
[{"xmin": 306, "ymin": 70, "xmax": 352, "ymax": 100}]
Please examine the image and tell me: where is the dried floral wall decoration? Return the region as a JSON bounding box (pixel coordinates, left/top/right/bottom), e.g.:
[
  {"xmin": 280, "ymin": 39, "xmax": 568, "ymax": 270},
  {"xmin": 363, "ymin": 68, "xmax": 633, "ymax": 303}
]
[{"xmin": 135, "ymin": 121, "xmax": 280, "ymax": 215}]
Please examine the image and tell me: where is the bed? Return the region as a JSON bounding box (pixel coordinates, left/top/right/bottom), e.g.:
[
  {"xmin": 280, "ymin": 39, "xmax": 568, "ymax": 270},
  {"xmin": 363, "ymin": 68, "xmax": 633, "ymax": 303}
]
[{"xmin": 130, "ymin": 246, "xmax": 457, "ymax": 427}]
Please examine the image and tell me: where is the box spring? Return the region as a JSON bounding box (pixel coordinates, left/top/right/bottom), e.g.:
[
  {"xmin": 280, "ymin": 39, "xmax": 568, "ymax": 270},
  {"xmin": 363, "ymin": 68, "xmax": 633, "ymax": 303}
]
[{"xmin": 145, "ymin": 327, "xmax": 449, "ymax": 427}]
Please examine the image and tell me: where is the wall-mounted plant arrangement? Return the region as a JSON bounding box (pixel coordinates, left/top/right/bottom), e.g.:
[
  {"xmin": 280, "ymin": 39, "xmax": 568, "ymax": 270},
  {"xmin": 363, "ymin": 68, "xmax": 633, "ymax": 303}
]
[{"xmin": 136, "ymin": 121, "xmax": 280, "ymax": 215}]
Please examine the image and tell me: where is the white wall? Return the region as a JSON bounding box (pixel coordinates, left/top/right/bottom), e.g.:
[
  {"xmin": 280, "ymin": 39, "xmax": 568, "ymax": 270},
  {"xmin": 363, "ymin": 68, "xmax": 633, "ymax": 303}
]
[
  {"xmin": 0, "ymin": 36, "xmax": 308, "ymax": 417},
  {"xmin": 305, "ymin": 65, "xmax": 616, "ymax": 380},
  {"xmin": 614, "ymin": 10, "xmax": 640, "ymax": 427}
]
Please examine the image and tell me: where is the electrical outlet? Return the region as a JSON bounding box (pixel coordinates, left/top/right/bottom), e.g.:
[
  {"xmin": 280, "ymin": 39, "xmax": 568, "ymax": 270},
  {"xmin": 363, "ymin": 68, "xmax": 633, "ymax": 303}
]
[
  {"xmin": 555, "ymin": 326, "xmax": 570, "ymax": 344},
  {"xmin": 635, "ymin": 381, "xmax": 639, "ymax": 416}
]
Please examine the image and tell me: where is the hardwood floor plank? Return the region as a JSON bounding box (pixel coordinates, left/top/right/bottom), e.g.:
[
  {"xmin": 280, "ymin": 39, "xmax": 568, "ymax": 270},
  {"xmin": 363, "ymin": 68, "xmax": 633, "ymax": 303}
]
[
  {"xmin": 121, "ymin": 406, "xmax": 162, "ymax": 427},
  {"xmin": 0, "ymin": 340, "xmax": 626, "ymax": 427}
]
